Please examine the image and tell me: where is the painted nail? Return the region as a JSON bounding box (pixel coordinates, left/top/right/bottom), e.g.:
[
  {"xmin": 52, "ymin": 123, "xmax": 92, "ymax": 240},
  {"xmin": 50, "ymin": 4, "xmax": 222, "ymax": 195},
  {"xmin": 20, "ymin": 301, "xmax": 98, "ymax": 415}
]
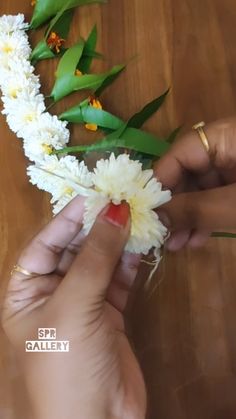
[{"xmin": 103, "ymin": 202, "xmax": 130, "ymax": 227}]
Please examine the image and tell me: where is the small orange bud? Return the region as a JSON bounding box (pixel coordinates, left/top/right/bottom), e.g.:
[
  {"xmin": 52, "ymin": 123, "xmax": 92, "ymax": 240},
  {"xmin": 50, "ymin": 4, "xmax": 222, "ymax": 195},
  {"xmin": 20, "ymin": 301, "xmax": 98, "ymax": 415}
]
[
  {"xmin": 75, "ymin": 69, "xmax": 83, "ymax": 76},
  {"xmin": 85, "ymin": 97, "xmax": 103, "ymax": 132},
  {"xmin": 85, "ymin": 123, "xmax": 99, "ymax": 132},
  {"xmin": 47, "ymin": 32, "xmax": 65, "ymax": 54},
  {"xmin": 89, "ymin": 96, "xmax": 102, "ymax": 110}
]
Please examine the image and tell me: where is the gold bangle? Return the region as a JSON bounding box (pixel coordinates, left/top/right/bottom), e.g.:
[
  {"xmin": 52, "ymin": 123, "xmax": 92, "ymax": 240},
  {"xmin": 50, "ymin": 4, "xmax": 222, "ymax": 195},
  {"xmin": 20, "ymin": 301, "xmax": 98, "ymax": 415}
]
[
  {"xmin": 192, "ymin": 121, "xmax": 210, "ymax": 154},
  {"xmin": 11, "ymin": 264, "xmax": 39, "ymax": 278}
]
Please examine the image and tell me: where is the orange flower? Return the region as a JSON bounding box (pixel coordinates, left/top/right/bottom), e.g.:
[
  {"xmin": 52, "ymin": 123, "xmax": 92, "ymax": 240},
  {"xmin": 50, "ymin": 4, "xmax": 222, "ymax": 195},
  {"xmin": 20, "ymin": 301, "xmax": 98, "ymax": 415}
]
[
  {"xmin": 47, "ymin": 32, "xmax": 65, "ymax": 54},
  {"xmin": 31, "ymin": 0, "xmax": 36, "ymax": 5},
  {"xmin": 85, "ymin": 97, "xmax": 102, "ymax": 132}
]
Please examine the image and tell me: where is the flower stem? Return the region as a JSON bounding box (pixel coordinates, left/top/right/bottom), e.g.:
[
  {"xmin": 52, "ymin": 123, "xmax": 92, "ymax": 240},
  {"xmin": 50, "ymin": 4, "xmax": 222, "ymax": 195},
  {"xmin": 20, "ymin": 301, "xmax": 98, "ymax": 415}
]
[
  {"xmin": 54, "ymin": 145, "xmax": 91, "ymax": 154},
  {"xmin": 211, "ymin": 232, "xmax": 236, "ymax": 238},
  {"xmin": 46, "ymin": 101, "xmax": 56, "ymax": 111}
]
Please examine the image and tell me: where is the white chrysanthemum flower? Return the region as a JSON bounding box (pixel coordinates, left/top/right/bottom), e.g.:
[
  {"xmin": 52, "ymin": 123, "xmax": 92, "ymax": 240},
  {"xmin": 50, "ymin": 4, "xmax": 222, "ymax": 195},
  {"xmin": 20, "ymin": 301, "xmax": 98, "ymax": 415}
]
[
  {"xmin": 0, "ymin": 32, "xmax": 31, "ymax": 64},
  {"xmin": 52, "ymin": 191, "xmax": 79, "ymax": 215},
  {"xmin": 1, "ymin": 72, "xmax": 40, "ymax": 100},
  {"xmin": 22, "ymin": 113, "xmax": 70, "ymax": 162},
  {"xmin": 83, "ymin": 153, "xmax": 172, "ymax": 254},
  {"xmin": 0, "ymin": 14, "xmax": 29, "ymax": 34},
  {"xmin": 27, "ymin": 155, "xmax": 93, "ymax": 204},
  {"xmin": 0, "ymin": 57, "xmax": 37, "ymax": 87},
  {"xmin": 0, "ymin": 56, "xmax": 35, "ymax": 75},
  {"xmin": 2, "ymin": 94, "xmax": 46, "ymax": 137},
  {"xmin": 0, "ymin": 52, "xmax": 32, "ymax": 79}
]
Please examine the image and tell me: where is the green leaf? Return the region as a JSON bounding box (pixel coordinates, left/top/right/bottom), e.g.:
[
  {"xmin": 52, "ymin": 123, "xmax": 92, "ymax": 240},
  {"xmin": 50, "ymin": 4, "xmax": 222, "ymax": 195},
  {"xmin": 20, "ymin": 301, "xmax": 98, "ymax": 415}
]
[
  {"xmin": 54, "ymin": 127, "xmax": 170, "ymax": 157},
  {"xmin": 95, "ymin": 64, "xmax": 126, "ymax": 96},
  {"xmin": 56, "ymin": 40, "xmax": 85, "ymax": 78},
  {"xmin": 211, "ymin": 232, "xmax": 236, "ymax": 238},
  {"xmin": 82, "ymin": 108, "xmax": 124, "ymax": 131},
  {"xmin": 79, "ymin": 25, "xmax": 98, "ymax": 73},
  {"xmin": 30, "ymin": 40, "xmax": 56, "ymax": 63},
  {"xmin": 167, "ymin": 125, "xmax": 182, "ymax": 144},
  {"xmin": 30, "ymin": 0, "xmax": 106, "ymax": 29},
  {"xmin": 60, "ymin": 104, "xmax": 124, "ymax": 130},
  {"xmin": 45, "ymin": 5, "xmax": 71, "ymax": 39},
  {"xmin": 85, "ymin": 24, "xmax": 98, "ymax": 51},
  {"xmin": 48, "ymin": 9, "xmax": 74, "ymax": 39},
  {"xmin": 101, "ymin": 121, "xmax": 128, "ymax": 141},
  {"xmin": 127, "ymin": 89, "xmax": 169, "ymax": 129},
  {"xmin": 119, "ymin": 127, "xmax": 170, "ymax": 156},
  {"xmin": 81, "ymin": 50, "xmax": 102, "ymax": 59},
  {"xmin": 51, "ymin": 74, "xmax": 108, "ymax": 102},
  {"xmin": 30, "ymin": 9, "xmax": 74, "ymax": 64},
  {"xmin": 51, "ymin": 64, "xmax": 125, "ymax": 102}
]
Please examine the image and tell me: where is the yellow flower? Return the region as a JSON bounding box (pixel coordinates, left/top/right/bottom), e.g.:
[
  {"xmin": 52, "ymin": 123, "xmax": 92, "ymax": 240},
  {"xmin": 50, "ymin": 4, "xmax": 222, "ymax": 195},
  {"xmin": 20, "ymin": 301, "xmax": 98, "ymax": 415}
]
[{"xmin": 85, "ymin": 97, "xmax": 102, "ymax": 132}]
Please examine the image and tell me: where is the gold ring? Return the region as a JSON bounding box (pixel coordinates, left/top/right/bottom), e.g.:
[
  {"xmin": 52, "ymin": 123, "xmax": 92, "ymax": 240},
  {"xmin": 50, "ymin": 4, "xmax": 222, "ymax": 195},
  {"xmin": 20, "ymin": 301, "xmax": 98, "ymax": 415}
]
[
  {"xmin": 192, "ymin": 121, "xmax": 210, "ymax": 154},
  {"xmin": 11, "ymin": 264, "xmax": 39, "ymax": 278}
]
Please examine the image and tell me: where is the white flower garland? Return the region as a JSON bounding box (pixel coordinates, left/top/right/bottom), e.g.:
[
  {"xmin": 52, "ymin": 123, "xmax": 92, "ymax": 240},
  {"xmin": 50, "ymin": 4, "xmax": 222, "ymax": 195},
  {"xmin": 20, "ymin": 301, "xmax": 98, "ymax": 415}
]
[{"xmin": 0, "ymin": 14, "xmax": 172, "ymax": 255}]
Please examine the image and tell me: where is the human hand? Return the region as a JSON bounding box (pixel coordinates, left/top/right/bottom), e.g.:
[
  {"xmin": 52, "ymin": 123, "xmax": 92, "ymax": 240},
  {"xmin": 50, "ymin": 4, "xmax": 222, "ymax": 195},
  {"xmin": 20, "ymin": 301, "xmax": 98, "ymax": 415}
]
[
  {"xmin": 1, "ymin": 196, "xmax": 146, "ymax": 419},
  {"xmin": 155, "ymin": 116, "xmax": 236, "ymax": 251}
]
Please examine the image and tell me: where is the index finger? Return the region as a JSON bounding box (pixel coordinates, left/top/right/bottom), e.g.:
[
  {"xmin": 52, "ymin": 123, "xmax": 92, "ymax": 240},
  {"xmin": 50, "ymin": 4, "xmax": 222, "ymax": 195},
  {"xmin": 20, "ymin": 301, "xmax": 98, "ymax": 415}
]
[
  {"xmin": 15, "ymin": 195, "xmax": 85, "ymax": 277},
  {"xmin": 154, "ymin": 127, "xmax": 210, "ymax": 189}
]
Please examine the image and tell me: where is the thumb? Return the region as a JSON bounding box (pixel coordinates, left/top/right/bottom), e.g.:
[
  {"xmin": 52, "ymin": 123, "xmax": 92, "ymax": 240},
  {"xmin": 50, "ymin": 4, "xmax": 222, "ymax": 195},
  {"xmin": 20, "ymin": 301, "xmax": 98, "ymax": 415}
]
[
  {"xmin": 63, "ymin": 202, "xmax": 130, "ymax": 299},
  {"xmin": 158, "ymin": 183, "xmax": 236, "ymax": 231}
]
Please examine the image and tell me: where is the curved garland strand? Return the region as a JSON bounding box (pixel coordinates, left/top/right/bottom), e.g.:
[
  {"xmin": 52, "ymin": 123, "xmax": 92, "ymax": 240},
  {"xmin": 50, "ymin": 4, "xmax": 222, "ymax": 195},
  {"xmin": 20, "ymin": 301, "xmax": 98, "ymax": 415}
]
[{"xmin": 0, "ymin": 14, "xmax": 172, "ymax": 256}]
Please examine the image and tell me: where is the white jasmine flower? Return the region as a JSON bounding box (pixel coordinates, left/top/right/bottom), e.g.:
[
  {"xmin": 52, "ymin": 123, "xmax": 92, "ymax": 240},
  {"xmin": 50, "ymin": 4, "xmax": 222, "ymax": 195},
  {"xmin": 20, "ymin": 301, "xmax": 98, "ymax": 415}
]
[
  {"xmin": 83, "ymin": 153, "xmax": 172, "ymax": 254},
  {"xmin": 0, "ymin": 32, "xmax": 31, "ymax": 64},
  {"xmin": 27, "ymin": 155, "xmax": 93, "ymax": 204},
  {"xmin": 2, "ymin": 94, "xmax": 46, "ymax": 137},
  {"xmin": 0, "ymin": 14, "xmax": 29, "ymax": 34},
  {"xmin": 22, "ymin": 113, "xmax": 70, "ymax": 162}
]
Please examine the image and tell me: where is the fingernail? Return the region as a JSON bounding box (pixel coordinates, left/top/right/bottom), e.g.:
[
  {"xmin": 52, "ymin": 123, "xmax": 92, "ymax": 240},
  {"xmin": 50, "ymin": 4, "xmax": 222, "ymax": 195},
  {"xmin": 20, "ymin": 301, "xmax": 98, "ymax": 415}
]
[
  {"xmin": 103, "ymin": 202, "xmax": 130, "ymax": 228},
  {"xmin": 156, "ymin": 210, "xmax": 170, "ymax": 228}
]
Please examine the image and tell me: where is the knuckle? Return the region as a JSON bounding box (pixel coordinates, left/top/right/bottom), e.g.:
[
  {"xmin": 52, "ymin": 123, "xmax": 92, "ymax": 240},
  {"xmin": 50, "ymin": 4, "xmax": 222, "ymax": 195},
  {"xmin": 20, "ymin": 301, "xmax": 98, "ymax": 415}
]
[
  {"xmin": 67, "ymin": 242, "xmax": 82, "ymax": 256},
  {"xmin": 210, "ymin": 122, "xmax": 236, "ymax": 169},
  {"xmin": 35, "ymin": 237, "xmax": 64, "ymax": 255},
  {"xmin": 213, "ymin": 140, "xmax": 234, "ymax": 168},
  {"xmin": 58, "ymin": 212, "xmax": 82, "ymax": 233}
]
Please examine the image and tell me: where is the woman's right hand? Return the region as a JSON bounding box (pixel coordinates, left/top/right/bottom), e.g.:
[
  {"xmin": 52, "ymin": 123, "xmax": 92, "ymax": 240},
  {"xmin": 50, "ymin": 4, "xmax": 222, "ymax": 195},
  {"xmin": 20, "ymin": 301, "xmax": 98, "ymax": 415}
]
[
  {"xmin": 155, "ymin": 116, "xmax": 236, "ymax": 251},
  {"xmin": 2, "ymin": 198, "xmax": 145, "ymax": 419}
]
